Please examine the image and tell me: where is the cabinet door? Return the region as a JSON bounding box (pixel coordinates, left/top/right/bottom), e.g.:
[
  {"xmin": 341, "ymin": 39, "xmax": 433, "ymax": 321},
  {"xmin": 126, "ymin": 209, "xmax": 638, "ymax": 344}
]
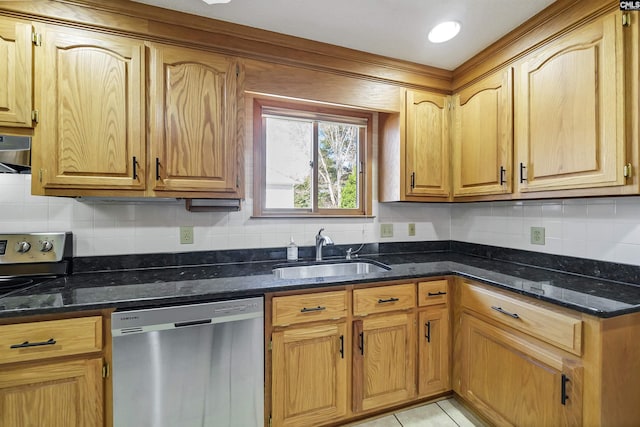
[
  {"xmin": 0, "ymin": 357, "xmax": 103, "ymax": 427},
  {"xmin": 353, "ymin": 312, "xmax": 415, "ymax": 412},
  {"xmin": 36, "ymin": 25, "xmax": 145, "ymax": 190},
  {"xmin": 418, "ymin": 307, "xmax": 450, "ymax": 396},
  {"xmin": 0, "ymin": 18, "xmax": 32, "ymax": 128},
  {"xmin": 453, "ymin": 68, "xmax": 513, "ymax": 197},
  {"xmin": 272, "ymin": 322, "xmax": 348, "ymax": 427},
  {"xmin": 149, "ymin": 43, "xmax": 240, "ymax": 195},
  {"xmin": 460, "ymin": 313, "xmax": 583, "ymax": 427},
  {"xmin": 405, "ymin": 90, "xmax": 450, "ymax": 198},
  {"xmin": 515, "ymin": 11, "xmax": 625, "ymax": 193}
]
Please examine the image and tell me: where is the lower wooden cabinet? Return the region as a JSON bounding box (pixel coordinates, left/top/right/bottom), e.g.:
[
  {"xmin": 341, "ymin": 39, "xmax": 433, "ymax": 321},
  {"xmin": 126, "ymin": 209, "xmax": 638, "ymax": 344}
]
[
  {"xmin": 459, "ymin": 312, "xmax": 582, "ymax": 427},
  {"xmin": 271, "ymin": 322, "xmax": 348, "ymax": 427},
  {"xmin": 352, "ymin": 311, "xmax": 416, "ymax": 412},
  {"xmin": 0, "ymin": 357, "xmax": 104, "ymax": 427},
  {"xmin": 418, "ymin": 307, "xmax": 450, "ymax": 396},
  {"xmin": 0, "ymin": 314, "xmax": 106, "ymax": 427},
  {"xmin": 268, "ymin": 280, "xmax": 451, "ymax": 427}
]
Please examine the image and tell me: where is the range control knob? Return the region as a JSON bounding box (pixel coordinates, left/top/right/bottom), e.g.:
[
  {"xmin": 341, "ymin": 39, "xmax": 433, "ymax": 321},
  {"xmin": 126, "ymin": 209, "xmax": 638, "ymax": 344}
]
[
  {"xmin": 40, "ymin": 240, "xmax": 54, "ymax": 252},
  {"xmin": 16, "ymin": 241, "xmax": 31, "ymax": 253}
]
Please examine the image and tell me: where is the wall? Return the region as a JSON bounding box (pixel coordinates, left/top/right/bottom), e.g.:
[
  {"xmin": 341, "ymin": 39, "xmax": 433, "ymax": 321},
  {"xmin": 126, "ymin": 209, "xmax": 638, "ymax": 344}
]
[
  {"xmin": 0, "ymin": 118, "xmax": 451, "ymax": 257},
  {"xmin": 451, "ymin": 198, "xmax": 640, "ymax": 266}
]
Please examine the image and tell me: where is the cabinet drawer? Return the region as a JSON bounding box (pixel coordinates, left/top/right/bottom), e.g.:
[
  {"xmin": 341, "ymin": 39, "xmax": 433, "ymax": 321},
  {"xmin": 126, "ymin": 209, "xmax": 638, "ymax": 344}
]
[
  {"xmin": 418, "ymin": 280, "xmax": 448, "ymax": 306},
  {"xmin": 353, "ymin": 283, "xmax": 416, "ymax": 316},
  {"xmin": 0, "ymin": 316, "xmax": 103, "ymax": 365},
  {"xmin": 272, "ymin": 291, "xmax": 347, "ymax": 326},
  {"xmin": 461, "ymin": 282, "xmax": 582, "ymax": 355}
]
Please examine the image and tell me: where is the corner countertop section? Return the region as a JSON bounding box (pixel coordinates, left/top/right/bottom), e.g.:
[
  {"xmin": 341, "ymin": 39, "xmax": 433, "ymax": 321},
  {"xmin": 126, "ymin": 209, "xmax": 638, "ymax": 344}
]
[{"xmin": 1, "ymin": 252, "xmax": 639, "ymax": 319}]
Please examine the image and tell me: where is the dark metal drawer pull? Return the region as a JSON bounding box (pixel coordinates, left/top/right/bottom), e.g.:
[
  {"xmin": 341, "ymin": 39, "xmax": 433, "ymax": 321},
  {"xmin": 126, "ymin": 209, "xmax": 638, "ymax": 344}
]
[
  {"xmin": 561, "ymin": 374, "xmax": 570, "ymax": 405},
  {"xmin": 378, "ymin": 297, "xmax": 399, "ymax": 304},
  {"xmin": 425, "ymin": 321, "xmax": 431, "ymax": 343},
  {"xmin": 427, "ymin": 291, "xmax": 447, "ymax": 297},
  {"xmin": 491, "ymin": 306, "xmax": 520, "ymax": 319},
  {"xmin": 358, "ymin": 332, "xmax": 364, "ymax": 355},
  {"xmin": 155, "ymin": 158, "xmax": 161, "ymax": 180},
  {"xmin": 500, "ymin": 166, "xmax": 506, "ymax": 185},
  {"xmin": 339, "ymin": 335, "xmax": 344, "ymax": 359},
  {"xmin": 301, "ymin": 306, "xmax": 326, "ymax": 313},
  {"xmin": 10, "ymin": 338, "xmax": 56, "ymax": 349}
]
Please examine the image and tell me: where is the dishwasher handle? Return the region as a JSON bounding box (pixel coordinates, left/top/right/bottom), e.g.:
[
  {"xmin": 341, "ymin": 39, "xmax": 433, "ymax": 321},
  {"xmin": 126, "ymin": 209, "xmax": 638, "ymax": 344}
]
[{"xmin": 174, "ymin": 319, "xmax": 212, "ymax": 328}]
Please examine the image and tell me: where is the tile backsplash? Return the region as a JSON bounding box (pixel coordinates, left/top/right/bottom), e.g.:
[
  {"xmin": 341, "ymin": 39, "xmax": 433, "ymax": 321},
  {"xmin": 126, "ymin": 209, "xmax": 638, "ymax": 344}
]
[
  {"xmin": 0, "ymin": 174, "xmax": 450, "ymax": 257},
  {"xmin": 3, "ymin": 173, "xmax": 640, "ymax": 266},
  {"xmin": 451, "ymin": 198, "xmax": 640, "ymax": 266}
]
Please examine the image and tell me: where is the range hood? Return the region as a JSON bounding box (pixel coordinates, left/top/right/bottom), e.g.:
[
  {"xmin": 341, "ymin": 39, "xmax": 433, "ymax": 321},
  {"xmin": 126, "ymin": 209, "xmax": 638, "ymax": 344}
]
[{"xmin": 0, "ymin": 135, "xmax": 31, "ymax": 174}]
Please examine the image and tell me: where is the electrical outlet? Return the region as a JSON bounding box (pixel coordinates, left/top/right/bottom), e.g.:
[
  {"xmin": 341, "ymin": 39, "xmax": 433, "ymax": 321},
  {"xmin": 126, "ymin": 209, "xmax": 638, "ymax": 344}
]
[
  {"xmin": 408, "ymin": 223, "xmax": 416, "ymax": 236},
  {"xmin": 180, "ymin": 226, "xmax": 194, "ymax": 244},
  {"xmin": 530, "ymin": 226, "xmax": 545, "ymax": 245},
  {"xmin": 380, "ymin": 223, "xmax": 393, "ymax": 238}
]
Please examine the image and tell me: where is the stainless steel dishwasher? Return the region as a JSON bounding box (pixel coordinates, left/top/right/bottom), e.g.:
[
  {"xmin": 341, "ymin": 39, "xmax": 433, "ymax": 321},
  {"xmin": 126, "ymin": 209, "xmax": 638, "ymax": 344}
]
[{"xmin": 111, "ymin": 297, "xmax": 264, "ymax": 427}]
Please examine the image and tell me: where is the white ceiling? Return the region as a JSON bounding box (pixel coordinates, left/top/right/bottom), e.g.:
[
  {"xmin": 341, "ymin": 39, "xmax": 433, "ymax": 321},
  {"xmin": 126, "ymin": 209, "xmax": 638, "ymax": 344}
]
[{"xmin": 132, "ymin": 0, "xmax": 557, "ymax": 70}]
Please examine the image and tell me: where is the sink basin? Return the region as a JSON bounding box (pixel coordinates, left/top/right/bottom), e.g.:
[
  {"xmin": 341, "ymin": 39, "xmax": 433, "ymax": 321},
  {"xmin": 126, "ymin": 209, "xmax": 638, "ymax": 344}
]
[{"xmin": 273, "ymin": 260, "xmax": 391, "ymax": 280}]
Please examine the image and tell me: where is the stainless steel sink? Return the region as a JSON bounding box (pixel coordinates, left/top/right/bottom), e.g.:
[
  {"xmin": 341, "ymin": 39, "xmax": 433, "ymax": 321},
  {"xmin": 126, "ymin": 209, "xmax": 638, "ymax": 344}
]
[{"xmin": 273, "ymin": 260, "xmax": 391, "ymax": 280}]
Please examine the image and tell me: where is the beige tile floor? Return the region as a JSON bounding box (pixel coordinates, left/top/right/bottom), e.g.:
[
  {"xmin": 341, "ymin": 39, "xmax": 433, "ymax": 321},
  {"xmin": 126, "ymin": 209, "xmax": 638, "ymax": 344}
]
[{"xmin": 348, "ymin": 397, "xmax": 486, "ymax": 427}]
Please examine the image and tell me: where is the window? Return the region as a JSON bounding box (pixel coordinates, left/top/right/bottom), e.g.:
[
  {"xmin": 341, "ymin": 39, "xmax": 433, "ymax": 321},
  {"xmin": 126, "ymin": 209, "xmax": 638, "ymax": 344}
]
[{"xmin": 253, "ymin": 98, "xmax": 372, "ymax": 217}]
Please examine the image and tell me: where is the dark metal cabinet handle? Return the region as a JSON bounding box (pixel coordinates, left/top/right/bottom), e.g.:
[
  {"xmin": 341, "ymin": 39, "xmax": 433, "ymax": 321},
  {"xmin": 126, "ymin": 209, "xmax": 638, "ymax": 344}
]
[
  {"xmin": 410, "ymin": 172, "xmax": 415, "ymax": 189},
  {"xmin": 155, "ymin": 158, "xmax": 161, "ymax": 180},
  {"xmin": 427, "ymin": 291, "xmax": 447, "ymax": 297},
  {"xmin": 491, "ymin": 306, "xmax": 520, "ymax": 319},
  {"xmin": 378, "ymin": 297, "xmax": 399, "ymax": 304},
  {"xmin": 132, "ymin": 156, "xmax": 139, "ymax": 180},
  {"xmin": 300, "ymin": 306, "xmax": 326, "ymax": 313},
  {"xmin": 10, "ymin": 338, "xmax": 56, "ymax": 349},
  {"xmin": 500, "ymin": 166, "xmax": 506, "ymax": 185},
  {"xmin": 425, "ymin": 321, "xmax": 431, "ymax": 343},
  {"xmin": 339, "ymin": 335, "xmax": 344, "ymax": 359},
  {"xmin": 561, "ymin": 374, "xmax": 570, "ymax": 405},
  {"xmin": 358, "ymin": 332, "xmax": 364, "ymax": 355},
  {"xmin": 519, "ymin": 162, "xmax": 527, "ymax": 183}
]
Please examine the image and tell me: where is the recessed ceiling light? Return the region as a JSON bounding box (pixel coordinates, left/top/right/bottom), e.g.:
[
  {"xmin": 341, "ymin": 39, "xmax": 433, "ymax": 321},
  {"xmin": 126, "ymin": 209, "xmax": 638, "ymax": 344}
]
[
  {"xmin": 202, "ymin": 0, "xmax": 231, "ymax": 4},
  {"xmin": 428, "ymin": 21, "xmax": 461, "ymax": 43}
]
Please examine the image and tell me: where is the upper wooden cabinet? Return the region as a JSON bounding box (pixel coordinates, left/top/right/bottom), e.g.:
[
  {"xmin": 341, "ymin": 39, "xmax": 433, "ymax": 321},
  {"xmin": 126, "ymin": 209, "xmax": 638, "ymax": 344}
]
[
  {"xmin": 148, "ymin": 43, "xmax": 241, "ymax": 197},
  {"xmin": 452, "ymin": 68, "xmax": 513, "ymax": 197},
  {"xmin": 0, "ymin": 17, "xmax": 33, "ymax": 128},
  {"xmin": 378, "ymin": 90, "xmax": 450, "ymax": 202},
  {"xmin": 515, "ymin": 11, "xmax": 626, "ymax": 193},
  {"xmin": 35, "ymin": 25, "xmax": 145, "ymax": 191},
  {"xmin": 31, "ymin": 25, "xmax": 244, "ymax": 199},
  {"xmin": 405, "ymin": 90, "xmax": 450, "ymax": 198}
]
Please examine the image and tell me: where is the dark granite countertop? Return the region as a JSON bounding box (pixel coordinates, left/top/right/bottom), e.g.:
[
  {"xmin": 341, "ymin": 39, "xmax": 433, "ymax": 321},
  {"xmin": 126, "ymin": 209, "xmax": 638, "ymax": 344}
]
[{"xmin": 1, "ymin": 249, "xmax": 640, "ymax": 319}]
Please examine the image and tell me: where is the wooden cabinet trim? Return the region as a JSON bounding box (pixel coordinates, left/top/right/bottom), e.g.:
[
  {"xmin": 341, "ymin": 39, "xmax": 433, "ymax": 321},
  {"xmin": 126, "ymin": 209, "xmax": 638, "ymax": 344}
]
[{"xmin": 0, "ymin": 1, "xmax": 452, "ymax": 92}]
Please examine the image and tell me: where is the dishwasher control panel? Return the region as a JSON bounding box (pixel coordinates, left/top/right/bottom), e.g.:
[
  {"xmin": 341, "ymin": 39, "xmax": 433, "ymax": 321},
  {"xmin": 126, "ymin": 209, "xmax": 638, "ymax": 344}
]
[{"xmin": 111, "ymin": 297, "xmax": 264, "ymax": 336}]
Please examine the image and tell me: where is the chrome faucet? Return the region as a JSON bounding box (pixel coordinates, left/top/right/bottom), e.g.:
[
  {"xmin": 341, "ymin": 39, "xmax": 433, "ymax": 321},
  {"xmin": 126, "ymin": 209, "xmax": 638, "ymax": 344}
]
[{"xmin": 315, "ymin": 228, "xmax": 334, "ymax": 261}]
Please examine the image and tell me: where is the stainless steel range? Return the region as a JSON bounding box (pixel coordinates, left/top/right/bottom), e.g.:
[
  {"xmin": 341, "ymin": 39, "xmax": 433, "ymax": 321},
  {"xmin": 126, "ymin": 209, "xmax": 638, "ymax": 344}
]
[{"xmin": 0, "ymin": 232, "xmax": 73, "ymax": 296}]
